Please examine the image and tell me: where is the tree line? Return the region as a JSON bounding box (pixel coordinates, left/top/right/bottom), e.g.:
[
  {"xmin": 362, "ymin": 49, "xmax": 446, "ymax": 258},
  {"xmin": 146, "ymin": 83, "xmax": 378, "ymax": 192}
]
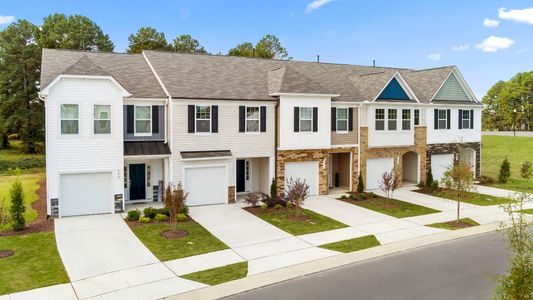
[{"xmin": 0, "ymin": 14, "xmax": 289, "ymax": 153}]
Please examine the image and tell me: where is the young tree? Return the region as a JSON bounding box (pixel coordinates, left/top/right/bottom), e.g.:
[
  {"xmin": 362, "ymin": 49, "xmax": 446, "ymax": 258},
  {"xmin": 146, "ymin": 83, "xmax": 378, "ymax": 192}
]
[
  {"xmin": 9, "ymin": 178, "xmax": 25, "ymax": 231},
  {"xmin": 285, "ymin": 177, "xmax": 310, "ymax": 220},
  {"xmin": 379, "ymin": 170, "xmax": 400, "ymax": 199},
  {"xmin": 520, "ymin": 161, "xmax": 532, "ymax": 180},
  {"xmin": 172, "ymin": 34, "xmax": 207, "ymax": 54},
  {"xmin": 441, "ymin": 162, "xmax": 475, "ymax": 223},
  {"xmin": 499, "ymin": 158, "xmax": 511, "ymax": 183},
  {"xmin": 228, "ymin": 34, "xmax": 289, "ymax": 59},
  {"xmin": 127, "ymin": 27, "xmax": 171, "ymax": 54},
  {"xmin": 495, "ymin": 192, "xmax": 533, "ymax": 299},
  {"xmin": 270, "ymin": 177, "xmax": 277, "ymax": 199},
  {"xmin": 426, "ymin": 166, "xmax": 434, "ymax": 188},
  {"xmin": 357, "ymin": 173, "xmax": 364, "ymax": 193},
  {"xmin": 163, "ymin": 183, "xmax": 188, "ymax": 232}
]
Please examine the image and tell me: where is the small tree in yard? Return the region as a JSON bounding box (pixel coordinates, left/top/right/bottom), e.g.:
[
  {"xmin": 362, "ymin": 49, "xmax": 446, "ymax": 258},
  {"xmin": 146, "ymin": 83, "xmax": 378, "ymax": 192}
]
[
  {"xmin": 520, "ymin": 161, "xmax": 532, "ymax": 180},
  {"xmin": 441, "ymin": 162, "xmax": 474, "ymax": 223},
  {"xmin": 270, "ymin": 177, "xmax": 277, "ymax": 199},
  {"xmin": 164, "ymin": 183, "xmax": 188, "ymax": 232},
  {"xmin": 426, "ymin": 166, "xmax": 434, "ymax": 188},
  {"xmin": 499, "ymin": 158, "xmax": 511, "ymax": 183},
  {"xmin": 285, "ymin": 177, "xmax": 309, "ymax": 220},
  {"xmin": 379, "ymin": 170, "xmax": 400, "ymax": 199},
  {"xmin": 357, "ymin": 173, "xmax": 364, "ymax": 194},
  {"xmin": 494, "ymin": 192, "xmax": 533, "ymax": 300},
  {"xmin": 9, "ymin": 178, "xmax": 25, "ymax": 231}
]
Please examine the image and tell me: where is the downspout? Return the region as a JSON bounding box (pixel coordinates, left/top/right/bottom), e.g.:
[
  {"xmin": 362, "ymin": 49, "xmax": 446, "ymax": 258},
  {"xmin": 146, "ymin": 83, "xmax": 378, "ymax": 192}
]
[
  {"xmin": 357, "ymin": 102, "xmax": 363, "ymax": 176},
  {"xmin": 274, "ymin": 98, "xmax": 280, "ymax": 194}
]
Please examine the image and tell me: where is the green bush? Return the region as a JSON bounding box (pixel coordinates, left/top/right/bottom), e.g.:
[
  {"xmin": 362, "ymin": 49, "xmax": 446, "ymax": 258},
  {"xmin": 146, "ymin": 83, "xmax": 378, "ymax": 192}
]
[
  {"xmin": 139, "ymin": 216, "xmax": 151, "ymax": 223},
  {"xmin": 179, "ymin": 205, "xmax": 189, "ymax": 215},
  {"xmin": 126, "ymin": 210, "xmax": 141, "ymax": 221},
  {"xmin": 0, "ymin": 157, "xmax": 45, "ymax": 171},
  {"xmin": 499, "ymin": 158, "xmax": 511, "ymax": 183},
  {"xmin": 176, "ymin": 213, "xmax": 188, "ymax": 222},
  {"xmin": 431, "ymin": 180, "xmax": 439, "ymax": 191},
  {"xmin": 519, "ymin": 161, "xmax": 532, "ymax": 180},
  {"xmin": 260, "ymin": 203, "xmax": 268, "ymax": 210},
  {"xmin": 357, "ymin": 173, "xmax": 364, "ymax": 193},
  {"xmin": 426, "ymin": 166, "xmax": 434, "ymax": 187},
  {"xmin": 286, "ymin": 201, "xmax": 293, "ymax": 209},
  {"xmin": 155, "ymin": 213, "xmax": 168, "ymax": 221},
  {"xmin": 479, "ymin": 175, "xmax": 495, "ymax": 184},
  {"xmin": 154, "ymin": 207, "xmax": 169, "ymax": 216},
  {"xmin": 368, "ymin": 192, "xmax": 376, "ymax": 198},
  {"xmin": 10, "ymin": 178, "xmax": 25, "ymax": 231},
  {"xmin": 270, "ymin": 177, "xmax": 277, "ymax": 199},
  {"xmin": 143, "ymin": 207, "xmax": 157, "ymax": 219},
  {"xmin": 349, "ymin": 193, "xmax": 357, "ymax": 200},
  {"xmin": 360, "ymin": 192, "xmax": 367, "ymax": 199},
  {"xmin": 274, "ymin": 204, "xmax": 283, "ymax": 209},
  {"xmin": 340, "ymin": 195, "xmax": 347, "ymax": 199}
]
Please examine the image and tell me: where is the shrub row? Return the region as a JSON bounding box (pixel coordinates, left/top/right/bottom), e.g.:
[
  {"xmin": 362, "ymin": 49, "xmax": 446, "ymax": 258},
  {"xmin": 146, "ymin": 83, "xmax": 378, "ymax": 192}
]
[
  {"xmin": 126, "ymin": 206, "xmax": 189, "ymax": 223},
  {"xmin": 0, "ymin": 157, "xmax": 45, "ymax": 171}
]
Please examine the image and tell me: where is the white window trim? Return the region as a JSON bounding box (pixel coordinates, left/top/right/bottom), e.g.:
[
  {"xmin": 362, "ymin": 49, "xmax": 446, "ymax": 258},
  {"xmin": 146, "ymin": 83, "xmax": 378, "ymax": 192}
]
[
  {"xmin": 414, "ymin": 109, "xmax": 420, "ymax": 126},
  {"xmin": 375, "ymin": 108, "xmax": 385, "ymax": 131},
  {"xmin": 245, "ymin": 106, "xmax": 261, "ymax": 134},
  {"xmin": 93, "ymin": 104, "xmax": 111, "ymax": 135},
  {"xmin": 401, "ymin": 109, "xmax": 411, "ymax": 131},
  {"xmin": 462, "ymin": 110, "xmax": 471, "ymax": 130},
  {"xmin": 387, "ymin": 109, "xmax": 398, "ymax": 131},
  {"xmin": 299, "ymin": 107, "xmax": 313, "ymax": 133},
  {"xmin": 195, "ymin": 105, "xmax": 212, "ymax": 135},
  {"xmin": 134, "ymin": 105, "xmax": 152, "ymax": 136},
  {"xmin": 336, "ymin": 107, "xmax": 349, "ymax": 134},
  {"xmin": 437, "ymin": 109, "xmax": 448, "ymax": 130},
  {"xmin": 60, "ymin": 104, "xmax": 79, "ymax": 135}
]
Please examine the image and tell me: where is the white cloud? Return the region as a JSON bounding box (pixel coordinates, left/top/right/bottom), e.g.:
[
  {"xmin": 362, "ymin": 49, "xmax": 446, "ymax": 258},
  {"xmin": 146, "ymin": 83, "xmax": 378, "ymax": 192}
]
[
  {"xmin": 498, "ymin": 7, "xmax": 533, "ymax": 24},
  {"xmin": 452, "ymin": 44, "xmax": 469, "ymax": 51},
  {"xmin": 305, "ymin": 0, "xmax": 334, "ymax": 14},
  {"xmin": 476, "ymin": 36, "xmax": 515, "ymax": 52},
  {"xmin": 0, "ymin": 16, "xmax": 15, "ymax": 25},
  {"xmin": 483, "ymin": 18, "xmax": 500, "ymax": 27},
  {"xmin": 427, "ymin": 53, "xmax": 441, "ymax": 61}
]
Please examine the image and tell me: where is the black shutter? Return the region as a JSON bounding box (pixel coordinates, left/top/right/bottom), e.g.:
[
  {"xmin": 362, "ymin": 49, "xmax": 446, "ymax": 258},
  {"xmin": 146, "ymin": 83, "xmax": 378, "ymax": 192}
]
[
  {"xmin": 294, "ymin": 107, "xmax": 299, "ymax": 132},
  {"xmin": 188, "ymin": 105, "xmax": 195, "ymax": 133},
  {"xmin": 470, "ymin": 109, "xmax": 474, "ymax": 129},
  {"xmin": 211, "ymin": 105, "xmax": 218, "ymax": 133},
  {"xmin": 446, "ymin": 109, "xmax": 451, "ymax": 129},
  {"xmin": 239, "ymin": 106, "xmax": 245, "ymax": 132},
  {"xmin": 127, "ymin": 105, "xmax": 134, "ymax": 134},
  {"xmin": 458, "ymin": 109, "xmax": 463, "ymax": 130},
  {"xmin": 348, "ymin": 107, "xmax": 354, "ymax": 131},
  {"xmin": 152, "ymin": 106, "xmax": 159, "ymax": 134},
  {"xmin": 312, "ymin": 107, "xmax": 318, "ymax": 132},
  {"xmin": 260, "ymin": 106, "xmax": 266, "ymax": 132},
  {"xmin": 331, "ymin": 107, "xmax": 336, "ymax": 131},
  {"xmin": 434, "ymin": 109, "xmax": 438, "ymax": 130}
]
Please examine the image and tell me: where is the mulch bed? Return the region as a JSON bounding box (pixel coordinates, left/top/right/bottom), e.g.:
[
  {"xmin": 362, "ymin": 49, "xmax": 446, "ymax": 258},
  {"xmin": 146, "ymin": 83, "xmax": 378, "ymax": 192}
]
[
  {"xmin": 441, "ymin": 220, "xmax": 476, "ymax": 229},
  {"xmin": 337, "ymin": 194, "xmax": 399, "ymax": 210},
  {"xmin": 125, "ymin": 217, "xmax": 193, "ymax": 228},
  {"xmin": 159, "ymin": 229, "xmax": 189, "ymax": 239},
  {"xmin": 0, "ymin": 249, "xmax": 14, "ymax": 259}
]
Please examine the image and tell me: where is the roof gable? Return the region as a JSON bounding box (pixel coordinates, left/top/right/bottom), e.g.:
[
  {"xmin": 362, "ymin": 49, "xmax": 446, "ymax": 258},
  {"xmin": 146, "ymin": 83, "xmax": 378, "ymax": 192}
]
[
  {"xmin": 377, "ymin": 77, "xmax": 410, "ymax": 100},
  {"xmin": 433, "ymin": 72, "xmax": 470, "ymax": 101}
]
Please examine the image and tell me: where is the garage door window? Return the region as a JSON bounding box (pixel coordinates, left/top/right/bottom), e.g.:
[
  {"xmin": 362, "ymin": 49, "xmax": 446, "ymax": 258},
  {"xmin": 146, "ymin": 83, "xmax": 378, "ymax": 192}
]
[
  {"xmin": 61, "ymin": 104, "xmax": 79, "ymax": 134},
  {"xmin": 94, "ymin": 105, "xmax": 111, "ymax": 134}
]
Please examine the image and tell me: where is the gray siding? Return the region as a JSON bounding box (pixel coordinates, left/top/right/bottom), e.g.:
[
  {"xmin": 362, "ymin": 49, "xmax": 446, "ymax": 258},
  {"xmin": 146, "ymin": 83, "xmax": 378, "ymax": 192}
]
[
  {"xmin": 434, "ymin": 73, "xmax": 470, "ymax": 101},
  {"xmin": 123, "ymin": 105, "xmax": 165, "ymax": 141}
]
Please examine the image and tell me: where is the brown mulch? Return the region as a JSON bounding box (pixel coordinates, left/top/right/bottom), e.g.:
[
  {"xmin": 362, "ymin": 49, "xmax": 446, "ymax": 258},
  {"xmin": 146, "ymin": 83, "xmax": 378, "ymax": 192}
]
[
  {"xmin": 0, "ymin": 249, "xmax": 14, "ymax": 259},
  {"xmin": 0, "ymin": 177, "xmax": 54, "ymax": 237},
  {"xmin": 159, "ymin": 229, "xmax": 189, "ymax": 239}
]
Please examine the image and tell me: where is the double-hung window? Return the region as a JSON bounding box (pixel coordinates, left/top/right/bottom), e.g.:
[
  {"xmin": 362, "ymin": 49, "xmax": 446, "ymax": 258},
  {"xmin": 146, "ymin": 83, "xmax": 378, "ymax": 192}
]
[
  {"xmin": 299, "ymin": 107, "xmax": 313, "ymax": 132},
  {"xmin": 336, "ymin": 108, "xmax": 348, "ymax": 133},
  {"xmin": 94, "ymin": 105, "xmax": 111, "ymax": 134},
  {"xmin": 375, "ymin": 109, "xmax": 385, "ymax": 131},
  {"xmin": 388, "ymin": 109, "xmax": 397, "ymax": 130},
  {"xmin": 61, "ymin": 104, "xmax": 79, "ymax": 134},
  {"xmin": 195, "ymin": 105, "xmax": 211, "ymax": 133},
  {"xmin": 462, "ymin": 110, "xmax": 471, "ymax": 129},
  {"xmin": 135, "ymin": 106, "xmax": 151, "ymax": 135},
  {"xmin": 246, "ymin": 106, "xmax": 260, "ymax": 132},
  {"xmin": 402, "ymin": 109, "xmax": 411, "ymax": 130},
  {"xmin": 414, "ymin": 109, "xmax": 420, "ymax": 126},
  {"xmin": 437, "ymin": 109, "xmax": 447, "ymax": 129}
]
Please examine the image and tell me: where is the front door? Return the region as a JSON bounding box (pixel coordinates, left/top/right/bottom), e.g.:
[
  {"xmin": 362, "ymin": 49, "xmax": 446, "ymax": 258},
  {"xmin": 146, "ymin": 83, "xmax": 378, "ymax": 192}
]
[
  {"xmin": 129, "ymin": 164, "xmax": 146, "ymax": 200},
  {"xmin": 236, "ymin": 160, "xmax": 245, "ymax": 193}
]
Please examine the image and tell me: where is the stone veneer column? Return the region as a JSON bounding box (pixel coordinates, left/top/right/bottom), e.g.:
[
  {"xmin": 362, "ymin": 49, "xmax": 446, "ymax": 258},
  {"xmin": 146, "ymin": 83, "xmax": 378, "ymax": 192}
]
[
  {"xmin": 276, "ymin": 149, "xmax": 329, "ymax": 196},
  {"xmin": 228, "ymin": 186, "xmax": 236, "ymax": 204}
]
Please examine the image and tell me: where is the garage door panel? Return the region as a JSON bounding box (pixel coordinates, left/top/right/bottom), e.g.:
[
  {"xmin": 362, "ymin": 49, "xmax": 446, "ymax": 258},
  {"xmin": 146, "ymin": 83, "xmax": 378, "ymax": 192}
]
[
  {"xmin": 285, "ymin": 162, "xmax": 319, "ymax": 196},
  {"xmin": 431, "ymin": 154, "xmax": 454, "ymax": 182},
  {"xmin": 60, "ymin": 172, "xmax": 112, "ymax": 217},
  {"xmin": 185, "ymin": 166, "xmax": 227, "ymax": 206},
  {"xmin": 366, "ymin": 158, "xmax": 394, "ymax": 190}
]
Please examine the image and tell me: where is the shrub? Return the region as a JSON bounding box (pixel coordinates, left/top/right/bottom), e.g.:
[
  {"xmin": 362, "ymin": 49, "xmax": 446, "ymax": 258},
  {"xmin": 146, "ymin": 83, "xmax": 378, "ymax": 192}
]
[
  {"xmin": 179, "ymin": 205, "xmax": 189, "ymax": 215},
  {"xmin": 431, "ymin": 180, "xmax": 439, "ymax": 191},
  {"xmin": 286, "ymin": 201, "xmax": 293, "ymax": 209},
  {"xmin": 349, "ymin": 193, "xmax": 357, "ymax": 200},
  {"xmin": 479, "ymin": 175, "xmax": 495, "ymax": 184},
  {"xmin": 155, "ymin": 214, "xmax": 168, "ymax": 222},
  {"xmin": 265, "ymin": 196, "xmax": 286, "ymax": 208},
  {"xmin": 274, "ymin": 204, "xmax": 283, "ymax": 209},
  {"xmin": 10, "ymin": 178, "xmax": 25, "ymax": 231},
  {"xmin": 143, "ymin": 207, "xmax": 157, "ymax": 219},
  {"xmin": 164, "ymin": 183, "xmax": 188, "ymax": 231},
  {"xmin": 340, "ymin": 195, "xmax": 347, "ymax": 199},
  {"xmin": 357, "ymin": 173, "xmax": 364, "ymax": 193},
  {"xmin": 260, "ymin": 203, "xmax": 268, "ymax": 210},
  {"xmin": 285, "ymin": 177, "xmax": 310, "ymax": 220},
  {"xmin": 243, "ymin": 192, "xmax": 264, "ymax": 207},
  {"xmin": 334, "ymin": 172, "xmax": 340, "ymax": 187},
  {"xmin": 426, "ymin": 166, "xmax": 434, "ymax": 187},
  {"xmin": 176, "ymin": 213, "xmax": 188, "ymax": 222},
  {"xmin": 0, "ymin": 157, "xmax": 46, "ymax": 171},
  {"xmin": 139, "ymin": 216, "xmax": 151, "ymax": 223},
  {"xmin": 126, "ymin": 209, "xmax": 141, "ymax": 221},
  {"xmin": 155, "ymin": 207, "xmax": 170, "ymax": 216},
  {"xmin": 270, "ymin": 177, "xmax": 277, "ymax": 199},
  {"xmin": 360, "ymin": 193, "xmax": 367, "ymax": 199},
  {"xmin": 519, "ymin": 161, "xmax": 532, "ymax": 180},
  {"xmin": 499, "ymin": 158, "xmax": 511, "ymax": 183},
  {"xmin": 368, "ymin": 192, "xmax": 377, "ymax": 198}
]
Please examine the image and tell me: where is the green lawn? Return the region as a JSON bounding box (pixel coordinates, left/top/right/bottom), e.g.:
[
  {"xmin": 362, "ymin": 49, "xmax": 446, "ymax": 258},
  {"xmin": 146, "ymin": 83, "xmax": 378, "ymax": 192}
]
[
  {"xmin": 320, "ymin": 235, "xmax": 380, "ymax": 253},
  {"xmin": 0, "ymin": 141, "xmax": 45, "ymax": 175},
  {"xmin": 431, "ymin": 189, "xmax": 510, "ymax": 206},
  {"xmin": 519, "ymin": 208, "xmax": 533, "ymax": 214},
  {"xmin": 247, "ymin": 207, "xmax": 348, "ymax": 236},
  {"xmin": 427, "ymin": 218, "xmax": 480, "ymax": 230},
  {"xmin": 0, "ymin": 232, "xmax": 69, "ymax": 295},
  {"xmin": 181, "ymin": 262, "xmax": 248, "ymax": 286},
  {"xmin": 130, "ymin": 222, "xmax": 229, "ymax": 261},
  {"xmin": 0, "ymin": 174, "xmax": 41, "ymax": 230},
  {"xmin": 342, "ymin": 195, "xmax": 440, "ymax": 218}
]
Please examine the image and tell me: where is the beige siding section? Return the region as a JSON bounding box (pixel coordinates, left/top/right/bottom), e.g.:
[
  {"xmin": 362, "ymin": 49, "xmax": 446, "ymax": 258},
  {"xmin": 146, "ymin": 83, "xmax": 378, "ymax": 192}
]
[{"xmin": 331, "ymin": 106, "xmax": 358, "ymax": 145}]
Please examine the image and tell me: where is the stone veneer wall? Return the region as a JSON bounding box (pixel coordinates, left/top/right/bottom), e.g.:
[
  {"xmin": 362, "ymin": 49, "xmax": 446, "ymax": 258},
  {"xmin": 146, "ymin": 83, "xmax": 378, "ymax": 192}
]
[
  {"xmin": 276, "ymin": 147, "xmax": 358, "ymax": 196},
  {"xmin": 426, "ymin": 142, "xmax": 481, "ymax": 178},
  {"xmin": 228, "ymin": 186, "xmax": 236, "ymax": 204},
  {"xmin": 359, "ymin": 126, "xmax": 427, "ymax": 187}
]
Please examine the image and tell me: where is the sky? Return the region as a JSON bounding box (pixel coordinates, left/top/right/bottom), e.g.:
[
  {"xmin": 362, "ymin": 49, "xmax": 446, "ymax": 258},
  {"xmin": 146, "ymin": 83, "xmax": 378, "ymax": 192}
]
[{"xmin": 1, "ymin": 0, "xmax": 532, "ymax": 99}]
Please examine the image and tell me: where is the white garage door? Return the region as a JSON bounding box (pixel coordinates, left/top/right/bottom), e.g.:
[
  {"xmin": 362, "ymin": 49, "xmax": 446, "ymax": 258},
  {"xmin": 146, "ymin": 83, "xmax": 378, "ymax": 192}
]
[
  {"xmin": 60, "ymin": 172, "xmax": 113, "ymax": 217},
  {"xmin": 431, "ymin": 154, "xmax": 454, "ymax": 181},
  {"xmin": 366, "ymin": 158, "xmax": 394, "ymax": 190},
  {"xmin": 185, "ymin": 166, "xmax": 227, "ymax": 206},
  {"xmin": 285, "ymin": 162, "xmax": 319, "ymax": 195}
]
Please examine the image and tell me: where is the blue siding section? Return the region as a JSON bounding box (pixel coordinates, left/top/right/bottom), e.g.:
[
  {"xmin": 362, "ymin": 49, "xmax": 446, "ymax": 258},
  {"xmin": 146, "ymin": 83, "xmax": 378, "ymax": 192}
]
[
  {"xmin": 434, "ymin": 73, "xmax": 470, "ymax": 101},
  {"xmin": 377, "ymin": 77, "xmax": 410, "ymax": 100}
]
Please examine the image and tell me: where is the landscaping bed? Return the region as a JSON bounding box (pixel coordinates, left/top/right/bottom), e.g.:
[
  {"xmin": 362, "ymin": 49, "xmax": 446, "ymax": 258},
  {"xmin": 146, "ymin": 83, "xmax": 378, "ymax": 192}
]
[
  {"xmin": 416, "ymin": 187, "xmax": 510, "ymax": 206},
  {"xmin": 338, "ymin": 192, "xmax": 439, "ymax": 218},
  {"xmin": 0, "ymin": 174, "xmax": 42, "ymax": 231},
  {"xmin": 181, "ymin": 262, "xmax": 248, "ymax": 286},
  {"xmin": 427, "ymin": 218, "xmax": 480, "ymax": 230},
  {"xmin": 319, "ymin": 235, "xmax": 381, "ymax": 253}
]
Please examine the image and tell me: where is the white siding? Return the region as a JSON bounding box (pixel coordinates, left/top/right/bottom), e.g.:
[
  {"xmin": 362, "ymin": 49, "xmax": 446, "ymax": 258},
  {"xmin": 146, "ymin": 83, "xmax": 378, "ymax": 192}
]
[
  {"xmin": 426, "ymin": 107, "xmax": 482, "ymax": 144},
  {"xmin": 366, "ymin": 105, "xmax": 415, "ymax": 148},
  {"xmin": 45, "ymin": 77, "xmax": 124, "ymax": 215}
]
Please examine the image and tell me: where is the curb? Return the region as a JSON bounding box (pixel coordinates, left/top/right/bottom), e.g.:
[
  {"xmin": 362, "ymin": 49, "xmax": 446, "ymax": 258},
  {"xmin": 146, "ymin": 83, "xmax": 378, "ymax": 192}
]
[{"xmin": 165, "ymin": 222, "xmax": 501, "ymax": 300}]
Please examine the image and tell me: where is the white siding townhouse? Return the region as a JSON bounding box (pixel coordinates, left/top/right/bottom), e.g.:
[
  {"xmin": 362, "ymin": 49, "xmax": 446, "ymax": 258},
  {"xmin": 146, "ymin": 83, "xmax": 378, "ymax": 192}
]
[{"xmin": 39, "ymin": 49, "xmax": 481, "ymax": 217}]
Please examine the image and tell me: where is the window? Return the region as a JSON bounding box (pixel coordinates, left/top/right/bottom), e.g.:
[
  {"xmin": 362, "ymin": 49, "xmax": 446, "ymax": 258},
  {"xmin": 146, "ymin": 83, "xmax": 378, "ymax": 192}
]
[
  {"xmin": 437, "ymin": 109, "xmax": 447, "ymax": 129},
  {"xmin": 146, "ymin": 165, "xmax": 151, "ymax": 188},
  {"xmin": 61, "ymin": 104, "xmax": 79, "ymax": 134},
  {"xmin": 299, "ymin": 107, "xmax": 313, "ymax": 132},
  {"xmin": 246, "ymin": 106, "xmax": 260, "ymax": 132},
  {"xmin": 402, "ymin": 109, "xmax": 411, "ymax": 130},
  {"xmin": 195, "ymin": 105, "xmax": 211, "ymax": 133},
  {"xmin": 336, "ymin": 108, "xmax": 348, "ymax": 132},
  {"xmin": 375, "ymin": 109, "xmax": 385, "ymax": 131},
  {"xmin": 135, "ymin": 106, "xmax": 151, "ymax": 135},
  {"xmin": 414, "ymin": 109, "xmax": 420, "ymax": 126},
  {"xmin": 462, "ymin": 110, "xmax": 471, "ymax": 129},
  {"xmin": 94, "ymin": 105, "xmax": 111, "ymax": 134},
  {"xmin": 388, "ymin": 109, "xmax": 397, "ymax": 130}
]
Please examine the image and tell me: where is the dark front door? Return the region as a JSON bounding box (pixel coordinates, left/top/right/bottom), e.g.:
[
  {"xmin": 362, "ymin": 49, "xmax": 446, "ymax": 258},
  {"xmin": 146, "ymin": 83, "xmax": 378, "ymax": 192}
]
[
  {"xmin": 236, "ymin": 159, "xmax": 245, "ymax": 193},
  {"xmin": 129, "ymin": 164, "xmax": 146, "ymax": 200}
]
